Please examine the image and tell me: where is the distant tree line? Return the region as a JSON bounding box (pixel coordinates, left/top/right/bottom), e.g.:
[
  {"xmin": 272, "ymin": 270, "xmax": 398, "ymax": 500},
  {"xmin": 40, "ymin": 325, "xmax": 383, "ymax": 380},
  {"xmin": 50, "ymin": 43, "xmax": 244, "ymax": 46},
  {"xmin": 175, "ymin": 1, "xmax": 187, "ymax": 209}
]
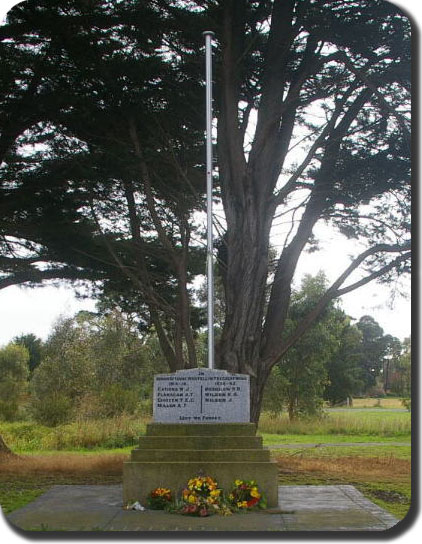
[
  {"xmin": 262, "ymin": 273, "xmax": 411, "ymax": 420},
  {"xmin": 0, "ymin": 273, "xmax": 411, "ymax": 425}
]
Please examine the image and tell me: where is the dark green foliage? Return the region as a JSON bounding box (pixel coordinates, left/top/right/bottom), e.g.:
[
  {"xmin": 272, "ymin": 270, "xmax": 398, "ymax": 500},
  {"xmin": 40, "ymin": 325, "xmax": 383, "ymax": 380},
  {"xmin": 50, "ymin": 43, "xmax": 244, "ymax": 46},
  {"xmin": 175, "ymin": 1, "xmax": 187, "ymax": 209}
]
[
  {"xmin": 97, "ymin": 385, "xmax": 140, "ymax": 418},
  {"xmin": 264, "ymin": 273, "xmax": 344, "ymax": 419},
  {"xmin": 389, "ymin": 337, "xmax": 411, "ymax": 397},
  {"xmin": 356, "ymin": 315, "xmax": 387, "ymax": 391},
  {"xmin": 324, "ymin": 322, "xmax": 364, "ymax": 405},
  {"xmin": 13, "ymin": 334, "xmax": 43, "ymax": 373},
  {"xmin": 30, "ymin": 391, "xmax": 74, "ymax": 427},
  {"xmin": 0, "ymin": 343, "xmax": 29, "ymax": 421},
  {"xmin": 29, "ymin": 310, "xmax": 168, "ymax": 424}
]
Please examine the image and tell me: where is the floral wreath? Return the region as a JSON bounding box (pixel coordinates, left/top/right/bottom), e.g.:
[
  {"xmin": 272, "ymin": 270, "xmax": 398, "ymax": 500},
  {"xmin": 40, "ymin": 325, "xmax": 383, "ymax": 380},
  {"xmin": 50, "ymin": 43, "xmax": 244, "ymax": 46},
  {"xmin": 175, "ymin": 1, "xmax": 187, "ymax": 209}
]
[
  {"xmin": 146, "ymin": 487, "xmax": 172, "ymax": 510},
  {"xmin": 227, "ymin": 479, "xmax": 267, "ymax": 510},
  {"xmin": 180, "ymin": 476, "xmax": 224, "ymax": 516}
]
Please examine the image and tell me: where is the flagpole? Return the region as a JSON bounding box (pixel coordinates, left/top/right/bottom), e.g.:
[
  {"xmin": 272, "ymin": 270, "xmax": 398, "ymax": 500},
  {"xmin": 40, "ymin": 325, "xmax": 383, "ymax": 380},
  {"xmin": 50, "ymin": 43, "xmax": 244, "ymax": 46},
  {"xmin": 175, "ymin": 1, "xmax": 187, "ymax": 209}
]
[{"xmin": 203, "ymin": 30, "xmax": 215, "ymax": 370}]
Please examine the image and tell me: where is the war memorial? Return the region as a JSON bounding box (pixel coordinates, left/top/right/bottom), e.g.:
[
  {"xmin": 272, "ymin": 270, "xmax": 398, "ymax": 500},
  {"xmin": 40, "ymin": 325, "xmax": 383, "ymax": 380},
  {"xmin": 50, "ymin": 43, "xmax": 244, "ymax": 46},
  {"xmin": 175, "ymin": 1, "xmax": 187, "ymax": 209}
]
[{"xmin": 122, "ymin": 368, "xmax": 278, "ymax": 506}]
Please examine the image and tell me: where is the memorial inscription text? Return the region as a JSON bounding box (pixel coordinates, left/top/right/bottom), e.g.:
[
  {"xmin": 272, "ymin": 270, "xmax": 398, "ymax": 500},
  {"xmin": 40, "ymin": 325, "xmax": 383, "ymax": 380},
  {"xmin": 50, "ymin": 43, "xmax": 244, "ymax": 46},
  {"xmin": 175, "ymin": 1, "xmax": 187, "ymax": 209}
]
[{"xmin": 153, "ymin": 368, "xmax": 250, "ymax": 423}]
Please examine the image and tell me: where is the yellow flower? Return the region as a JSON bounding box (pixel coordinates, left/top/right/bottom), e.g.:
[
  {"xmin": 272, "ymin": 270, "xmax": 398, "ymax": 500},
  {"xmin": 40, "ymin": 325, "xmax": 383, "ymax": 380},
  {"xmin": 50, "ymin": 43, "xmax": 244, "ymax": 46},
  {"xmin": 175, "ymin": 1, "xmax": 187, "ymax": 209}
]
[
  {"xmin": 188, "ymin": 494, "xmax": 197, "ymax": 504},
  {"xmin": 250, "ymin": 488, "xmax": 261, "ymax": 498},
  {"xmin": 237, "ymin": 501, "xmax": 248, "ymax": 508},
  {"xmin": 210, "ymin": 489, "xmax": 221, "ymax": 497},
  {"xmin": 229, "ymin": 493, "xmax": 234, "ymax": 500},
  {"xmin": 235, "ymin": 479, "xmax": 243, "ymax": 486}
]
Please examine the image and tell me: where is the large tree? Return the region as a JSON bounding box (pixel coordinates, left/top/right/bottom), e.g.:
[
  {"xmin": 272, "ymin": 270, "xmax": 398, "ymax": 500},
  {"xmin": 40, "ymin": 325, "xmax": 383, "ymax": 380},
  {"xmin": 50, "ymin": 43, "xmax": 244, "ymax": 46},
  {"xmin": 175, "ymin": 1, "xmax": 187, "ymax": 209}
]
[
  {"xmin": 0, "ymin": 0, "xmax": 206, "ymax": 371},
  {"xmin": 355, "ymin": 314, "xmax": 388, "ymax": 391},
  {"xmin": 0, "ymin": 0, "xmax": 411, "ymax": 421}
]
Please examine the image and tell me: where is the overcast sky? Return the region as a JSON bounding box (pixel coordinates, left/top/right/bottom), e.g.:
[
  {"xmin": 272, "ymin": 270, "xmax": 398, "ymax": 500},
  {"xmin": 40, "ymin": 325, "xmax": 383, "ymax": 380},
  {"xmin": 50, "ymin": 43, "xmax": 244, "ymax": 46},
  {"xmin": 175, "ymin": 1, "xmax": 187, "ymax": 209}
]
[{"xmin": 0, "ymin": 0, "xmax": 415, "ymax": 347}]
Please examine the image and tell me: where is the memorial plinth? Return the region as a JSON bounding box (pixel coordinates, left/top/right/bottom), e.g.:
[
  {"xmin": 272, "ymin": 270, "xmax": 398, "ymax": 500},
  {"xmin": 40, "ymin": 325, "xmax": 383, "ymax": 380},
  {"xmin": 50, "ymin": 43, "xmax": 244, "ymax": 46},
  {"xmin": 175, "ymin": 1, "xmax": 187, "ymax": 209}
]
[{"xmin": 122, "ymin": 369, "xmax": 278, "ymax": 507}]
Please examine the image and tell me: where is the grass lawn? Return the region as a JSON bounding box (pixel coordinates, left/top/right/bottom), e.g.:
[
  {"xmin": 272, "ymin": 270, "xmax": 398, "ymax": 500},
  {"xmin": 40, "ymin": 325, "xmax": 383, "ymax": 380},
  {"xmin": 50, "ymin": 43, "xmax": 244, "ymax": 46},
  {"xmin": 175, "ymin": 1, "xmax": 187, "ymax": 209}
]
[
  {"xmin": 258, "ymin": 410, "xmax": 411, "ymax": 438},
  {"xmin": 261, "ymin": 433, "xmax": 410, "ymax": 445}
]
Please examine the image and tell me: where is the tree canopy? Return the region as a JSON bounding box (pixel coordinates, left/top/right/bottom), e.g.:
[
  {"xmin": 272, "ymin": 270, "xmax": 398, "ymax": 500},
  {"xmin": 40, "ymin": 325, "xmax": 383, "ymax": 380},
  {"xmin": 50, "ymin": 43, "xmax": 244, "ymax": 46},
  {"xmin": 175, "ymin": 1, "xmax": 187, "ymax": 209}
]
[{"xmin": 0, "ymin": 0, "xmax": 411, "ymax": 421}]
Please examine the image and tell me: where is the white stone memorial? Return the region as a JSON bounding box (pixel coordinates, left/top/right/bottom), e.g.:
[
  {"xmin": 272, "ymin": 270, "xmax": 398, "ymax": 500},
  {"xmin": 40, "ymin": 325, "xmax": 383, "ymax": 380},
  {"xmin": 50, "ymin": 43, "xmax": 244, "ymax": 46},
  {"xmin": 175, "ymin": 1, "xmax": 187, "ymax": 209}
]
[{"xmin": 153, "ymin": 368, "xmax": 250, "ymax": 423}]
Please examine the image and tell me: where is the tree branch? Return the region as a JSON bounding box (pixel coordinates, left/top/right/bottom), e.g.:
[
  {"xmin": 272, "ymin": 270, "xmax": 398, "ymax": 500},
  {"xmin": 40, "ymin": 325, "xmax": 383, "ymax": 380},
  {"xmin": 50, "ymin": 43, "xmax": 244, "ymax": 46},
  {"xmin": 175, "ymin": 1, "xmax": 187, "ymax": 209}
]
[
  {"xmin": 272, "ymin": 242, "xmax": 411, "ymax": 366},
  {"xmin": 338, "ymin": 52, "xmax": 410, "ymax": 147},
  {"xmin": 0, "ymin": 266, "xmax": 95, "ymax": 290}
]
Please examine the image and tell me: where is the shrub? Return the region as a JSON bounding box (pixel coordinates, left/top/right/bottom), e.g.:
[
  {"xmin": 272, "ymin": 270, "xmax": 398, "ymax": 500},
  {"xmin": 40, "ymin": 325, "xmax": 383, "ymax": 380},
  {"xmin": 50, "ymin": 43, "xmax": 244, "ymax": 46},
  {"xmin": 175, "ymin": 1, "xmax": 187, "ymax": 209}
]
[
  {"xmin": 30, "ymin": 392, "xmax": 74, "ymax": 427},
  {"xmin": 0, "ymin": 343, "xmax": 29, "ymax": 421},
  {"xmin": 401, "ymin": 398, "xmax": 411, "ymax": 411},
  {"xmin": 0, "ymin": 381, "xmax": 21, "ymax": 421},
  {"xmin": 98, "ymin": 385, "xmax": 139, "ymax": 418},
  {"xmin": 75, "ymin": 386, "xmax": 140, "ymax": 420}
]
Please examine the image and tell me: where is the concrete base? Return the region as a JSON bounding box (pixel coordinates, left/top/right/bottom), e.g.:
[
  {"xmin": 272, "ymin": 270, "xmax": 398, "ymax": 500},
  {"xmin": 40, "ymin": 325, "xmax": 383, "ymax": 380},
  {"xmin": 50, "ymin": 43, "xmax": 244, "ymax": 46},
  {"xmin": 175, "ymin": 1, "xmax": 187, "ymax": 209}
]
[{"xmin": 122, "ymin": 423, "xmax": 278, "ymax": 507}]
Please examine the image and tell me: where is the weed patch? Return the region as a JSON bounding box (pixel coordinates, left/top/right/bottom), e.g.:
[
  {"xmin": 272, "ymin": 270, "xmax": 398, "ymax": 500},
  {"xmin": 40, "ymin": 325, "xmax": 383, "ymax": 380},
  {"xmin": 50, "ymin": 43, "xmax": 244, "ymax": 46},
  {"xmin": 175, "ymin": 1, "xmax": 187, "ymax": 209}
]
[{"xmin": 0, "ymin": 416, "xmax": 148, "ymax": 452}]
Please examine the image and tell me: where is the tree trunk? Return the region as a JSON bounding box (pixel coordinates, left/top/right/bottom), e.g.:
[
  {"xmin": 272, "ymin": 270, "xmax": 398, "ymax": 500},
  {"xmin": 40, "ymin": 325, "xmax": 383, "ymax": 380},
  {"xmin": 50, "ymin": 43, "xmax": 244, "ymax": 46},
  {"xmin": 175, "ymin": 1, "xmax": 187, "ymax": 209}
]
[
  {"xmin": 249, "ymin": 368, "xmax": 272, "ymax": 424},
  {"xmin": 218, "ymin": 195, "xmax": 273, "ymax": 376}
]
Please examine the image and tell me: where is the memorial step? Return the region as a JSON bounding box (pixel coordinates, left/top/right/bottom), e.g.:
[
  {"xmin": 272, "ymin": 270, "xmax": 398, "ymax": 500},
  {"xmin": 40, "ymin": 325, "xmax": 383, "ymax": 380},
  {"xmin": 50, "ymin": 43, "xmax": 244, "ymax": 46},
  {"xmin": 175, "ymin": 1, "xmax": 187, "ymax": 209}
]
[
  {"xmin": 131, "ymin": 448, "xmax": 270, "ymax": 462},
  {"xmin": 138, "ymin": 435, "xmax": 263, "ymax": 450},
  {"xmin": 146, "ymin": 422, "xmax": 257, "ymax": 436},
  {"xmin": 123, "ymin": 460, "xmax": 279, "ymax": 507}
]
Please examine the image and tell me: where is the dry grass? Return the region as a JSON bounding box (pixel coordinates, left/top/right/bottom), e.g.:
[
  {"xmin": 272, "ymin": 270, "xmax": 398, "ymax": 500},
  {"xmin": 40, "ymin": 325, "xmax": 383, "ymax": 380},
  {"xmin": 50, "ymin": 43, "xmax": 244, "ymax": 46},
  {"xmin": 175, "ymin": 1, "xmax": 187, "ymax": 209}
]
[
  {"xmin": 0, "ymin": 452, "xmax": 129, "ymax": 477},
  {"xmin": 352, "ymin": 398, "xmax": 404, "ymax": 409},
  {"xmin": 275, "ymin": 453, "xmax": 410, "ymax": 483}
]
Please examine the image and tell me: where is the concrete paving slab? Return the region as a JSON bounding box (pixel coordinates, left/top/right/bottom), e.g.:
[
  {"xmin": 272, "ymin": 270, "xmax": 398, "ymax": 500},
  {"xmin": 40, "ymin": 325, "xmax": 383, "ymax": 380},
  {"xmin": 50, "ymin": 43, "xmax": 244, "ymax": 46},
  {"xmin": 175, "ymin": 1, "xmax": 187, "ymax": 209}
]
[{"xmin": 5, "ymin": 484, "xmax": 400, "ymax": 532}]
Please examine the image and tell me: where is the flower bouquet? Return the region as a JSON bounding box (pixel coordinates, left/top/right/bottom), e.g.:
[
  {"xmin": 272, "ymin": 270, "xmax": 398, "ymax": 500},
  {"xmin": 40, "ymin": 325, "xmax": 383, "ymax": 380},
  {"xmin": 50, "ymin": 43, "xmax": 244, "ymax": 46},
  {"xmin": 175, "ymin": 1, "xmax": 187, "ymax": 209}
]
[
  {"xmin": 146, "ymin": 487, "xmax": 173, "ymax": 510},
  {"xmin": 180, "ymin": 476, "xmax": 223, "ymax": 516},
  {"xmin": 227, "ymin": 479, "xmax": 267, "ymax": 510}
]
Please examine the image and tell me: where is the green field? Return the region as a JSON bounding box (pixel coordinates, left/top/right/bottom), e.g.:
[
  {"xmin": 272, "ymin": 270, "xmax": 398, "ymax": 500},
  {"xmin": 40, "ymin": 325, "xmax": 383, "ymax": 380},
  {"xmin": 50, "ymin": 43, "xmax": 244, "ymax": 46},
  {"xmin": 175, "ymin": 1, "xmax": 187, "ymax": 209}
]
[
  {"xmin": 258, "ymin": 409, "xmax": 411, "ymax": 438},
  {"xmin": 0, "ymin": 406, "xmax": 412, "ymax": 520}
]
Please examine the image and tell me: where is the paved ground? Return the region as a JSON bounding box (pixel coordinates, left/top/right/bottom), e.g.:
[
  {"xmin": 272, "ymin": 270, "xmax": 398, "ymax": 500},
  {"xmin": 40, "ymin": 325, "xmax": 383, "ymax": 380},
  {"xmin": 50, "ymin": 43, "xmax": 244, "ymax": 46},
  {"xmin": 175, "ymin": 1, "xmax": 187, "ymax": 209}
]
[{"xmin": 5, "ymin": 484, "xmax": 399, "ymax": 532}]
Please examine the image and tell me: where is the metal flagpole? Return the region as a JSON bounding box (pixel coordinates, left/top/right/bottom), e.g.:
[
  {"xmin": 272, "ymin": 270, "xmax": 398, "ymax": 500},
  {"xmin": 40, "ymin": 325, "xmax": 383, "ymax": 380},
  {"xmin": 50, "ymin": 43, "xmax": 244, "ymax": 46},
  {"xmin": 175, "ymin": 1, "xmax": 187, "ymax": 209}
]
[{"xmin": 203, "ymin": 30, "xmax": 215, "ymax": 370}]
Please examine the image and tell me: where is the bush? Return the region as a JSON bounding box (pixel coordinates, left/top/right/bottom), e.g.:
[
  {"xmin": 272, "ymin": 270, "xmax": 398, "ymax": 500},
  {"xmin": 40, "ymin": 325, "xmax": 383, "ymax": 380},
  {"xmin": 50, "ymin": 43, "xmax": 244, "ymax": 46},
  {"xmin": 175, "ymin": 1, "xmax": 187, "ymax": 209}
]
[
  {"xmin": 401, "ymin": 398, "xmax": 411, "ymax": 411},
  {"xmin": 0, "ymin": 343, "xmax": 29, "ymax": 421},
  {"xmin": 30, "ymin": 392, "xmax": 74, "ymax": 427},
  {"xmin": 0, "ymin": 381, "xmax": 21, "ymax": 421},
  {"xmin": 75, "ymin": 386, "xmax": 140, "ymax": 420},
  {"xmin": 0, "ymin": 399, "xmax": 19, "ymax": 422},
  {"xmin": 99, "ymin": 385, "xmax": 139, "ymax": 417}
]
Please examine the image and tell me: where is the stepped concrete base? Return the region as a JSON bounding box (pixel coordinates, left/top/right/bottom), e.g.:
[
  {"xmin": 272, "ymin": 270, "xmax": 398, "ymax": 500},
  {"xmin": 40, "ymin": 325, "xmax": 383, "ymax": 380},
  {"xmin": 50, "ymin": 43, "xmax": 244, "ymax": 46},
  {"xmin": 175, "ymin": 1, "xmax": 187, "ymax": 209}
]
[{"xmin": 123, "ymin": 423, "xmax": 278, "ymax": 507}]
